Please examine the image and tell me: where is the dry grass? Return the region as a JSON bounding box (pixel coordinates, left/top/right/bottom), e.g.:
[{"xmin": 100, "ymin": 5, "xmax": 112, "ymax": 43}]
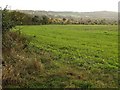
[{"xmin": 2, "ymin": 31, "xmax": 44, "ymax": 87}]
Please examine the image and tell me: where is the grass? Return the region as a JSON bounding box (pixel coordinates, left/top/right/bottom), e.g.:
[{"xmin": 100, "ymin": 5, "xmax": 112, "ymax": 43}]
[{"xmin": 4, "ymin": 25, "xmax": 118, "ymax": 88}]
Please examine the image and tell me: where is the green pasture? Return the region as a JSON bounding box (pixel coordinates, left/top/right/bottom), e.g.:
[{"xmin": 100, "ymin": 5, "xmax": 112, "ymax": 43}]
[{"xmin": 16, "ymin": 25, "xmax": 118, "ymax": 88}]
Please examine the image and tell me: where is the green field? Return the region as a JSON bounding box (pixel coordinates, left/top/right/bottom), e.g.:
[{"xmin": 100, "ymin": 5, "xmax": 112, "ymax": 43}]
[{"xmin": 17, "ymin": 25, "xmax": 118, "ymax": 88}]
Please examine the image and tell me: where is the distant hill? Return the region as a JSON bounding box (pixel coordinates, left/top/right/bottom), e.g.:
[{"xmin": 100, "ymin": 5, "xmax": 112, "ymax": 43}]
[{"xmin": 17, "ymin": 10, "xmax": 118, "ymax": 20}]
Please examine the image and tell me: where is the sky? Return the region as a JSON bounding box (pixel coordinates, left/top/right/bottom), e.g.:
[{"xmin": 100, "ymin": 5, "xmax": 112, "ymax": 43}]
[{"xmin": 0, "ymin": 0, "xmax": 119, "ymax": 12}]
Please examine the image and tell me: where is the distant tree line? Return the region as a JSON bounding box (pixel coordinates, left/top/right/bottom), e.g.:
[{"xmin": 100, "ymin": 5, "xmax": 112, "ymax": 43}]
[
  {"xmin": 48, "ymin": 17, "xmax": 117, "ymax": 25},
  {"xmin": 2, "ymin": 8, "xmax": 117, "ymax": 32}
]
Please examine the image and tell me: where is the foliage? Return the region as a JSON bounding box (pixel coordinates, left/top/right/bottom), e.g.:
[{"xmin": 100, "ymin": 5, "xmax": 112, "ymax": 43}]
[
  {"xmin": 2, "ymin": 7, "xmax": 49, "ymax": 31},
  {"xmin": 32, "ymin": 15, "xmax": 49, "ymax": 25},
  {"xmin": 10, "ymin": 11, "xmax": 32, "ymax": 25},
  {"xmin": 2, "ymin": 6, "xmax": 16, "ymax": 32},
  {"xmin": 48, "ymin": 17, "xmax": 117, "ymax": 25}
]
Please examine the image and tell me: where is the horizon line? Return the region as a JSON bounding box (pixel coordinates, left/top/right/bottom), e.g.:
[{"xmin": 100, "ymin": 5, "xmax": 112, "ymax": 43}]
[{"xmin": 8, "ymin": 9, "xmax": 118, "ymax": 13}]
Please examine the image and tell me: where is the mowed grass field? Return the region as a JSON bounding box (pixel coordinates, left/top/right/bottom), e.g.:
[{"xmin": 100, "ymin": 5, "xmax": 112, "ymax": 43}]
[{"xmin": 17, "ymin": 25, "xmax": 118, "ymax": 88}]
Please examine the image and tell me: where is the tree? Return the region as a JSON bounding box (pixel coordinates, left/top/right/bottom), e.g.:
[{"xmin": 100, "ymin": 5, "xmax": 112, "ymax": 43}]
[
  {"xmin": 32, "ymin": 15, "xmax": 40, "ymax": 25},
  {"xmin": 41, "ymin": 15, "xmax": 49, "ymax": 25}
]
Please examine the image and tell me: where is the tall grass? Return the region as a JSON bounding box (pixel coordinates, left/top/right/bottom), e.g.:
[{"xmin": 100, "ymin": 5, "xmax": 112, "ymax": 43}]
[{"xmin": 2, "ymin": 31, "xmax": 44, "ymax": 87}]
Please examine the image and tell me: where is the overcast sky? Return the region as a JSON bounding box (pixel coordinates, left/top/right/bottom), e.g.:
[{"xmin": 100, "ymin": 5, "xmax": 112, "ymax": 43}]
[{"xmin": 0, "ymin": 0, "xmax": 119, "ymax": 12}]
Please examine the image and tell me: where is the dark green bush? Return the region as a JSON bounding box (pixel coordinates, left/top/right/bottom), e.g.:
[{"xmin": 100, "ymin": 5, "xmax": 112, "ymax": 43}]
[{"xmin": 2, "ymin": 6, "xmax": 16, "ymax": 32}]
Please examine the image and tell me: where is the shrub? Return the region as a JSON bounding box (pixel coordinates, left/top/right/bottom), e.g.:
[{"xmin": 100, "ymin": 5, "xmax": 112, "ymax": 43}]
[{"xmin": 2, "ymin": 6, "xmax": 16, "ymax": 32}]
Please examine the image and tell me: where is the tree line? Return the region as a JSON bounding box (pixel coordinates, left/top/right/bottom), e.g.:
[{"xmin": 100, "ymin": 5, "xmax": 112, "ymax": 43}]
[
  {"xmin": 2, "ymin": 8, "xmax": 49, "ymax": 31},
  {"xmin": 2, "ymin": 8, "xmax": 117, "ymax": 32},
  {"xmin": 48, "ymin": 17, "xmax": 117, "ymax": 25}
]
